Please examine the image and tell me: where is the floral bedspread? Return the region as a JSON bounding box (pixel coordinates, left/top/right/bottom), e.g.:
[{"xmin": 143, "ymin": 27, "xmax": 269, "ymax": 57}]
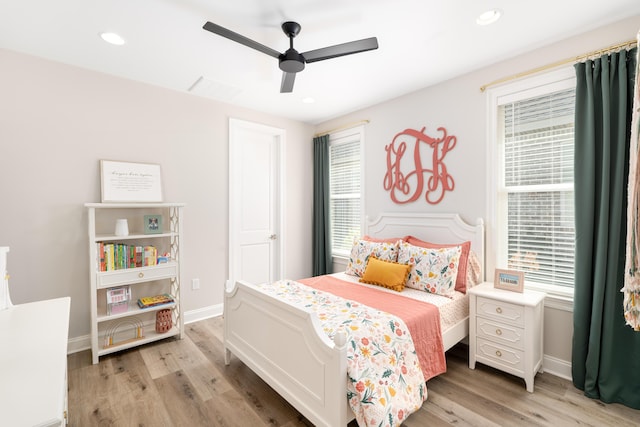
[{"xmin": 257, "ymin": 280, "xmax": 426, "ymax": 427}]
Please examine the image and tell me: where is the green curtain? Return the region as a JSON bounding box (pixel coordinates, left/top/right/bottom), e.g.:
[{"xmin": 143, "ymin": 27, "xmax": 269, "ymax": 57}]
[
  {"xmin": 313, "ymin": 134, "xmax": 332, "ymax": 276},
  {"xmin": 572, "ymin": 47, "xmax": 640, "ymax": 409}
]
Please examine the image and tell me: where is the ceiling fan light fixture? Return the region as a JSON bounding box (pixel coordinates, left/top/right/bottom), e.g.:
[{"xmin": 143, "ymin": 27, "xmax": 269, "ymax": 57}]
[
  {"xmin": 476, "ymin": 9, "xmax": 501, "ymax": 26},
  {"xmin": 279, "ymin": 49, "xmax": 305, "ymax": 73},
  {"xmin": 100, "ymin": 32, "xmax": 126, "ymax": 45}
]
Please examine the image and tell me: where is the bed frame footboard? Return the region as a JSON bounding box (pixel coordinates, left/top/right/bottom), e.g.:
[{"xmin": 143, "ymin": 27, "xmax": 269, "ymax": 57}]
[{"xmin": 224, "ymin": 280, "xmax": 352, "ymax": 427}]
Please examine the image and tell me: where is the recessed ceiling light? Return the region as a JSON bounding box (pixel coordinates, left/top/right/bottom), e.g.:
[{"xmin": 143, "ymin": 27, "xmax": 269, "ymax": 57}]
[
  {"xmin": 302, "ymin": 97, "xmax": 315, "ymax": 104},
  {"xmin": 100, "ymin": 32, "xmax": 126, "ymax": 46},
  {"xmin": 476, "ymin": 9, "xmax": 502, "ymax": 26}
]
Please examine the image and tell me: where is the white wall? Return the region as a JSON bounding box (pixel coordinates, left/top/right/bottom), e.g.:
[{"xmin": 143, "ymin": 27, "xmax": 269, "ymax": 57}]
[
  {"xmin": 316, "ymin": 15, "xmax": 640, "ymax": 376},
  {"xmin": 0, "ymin": 48, "xmax": 314, "ymax": 344}
]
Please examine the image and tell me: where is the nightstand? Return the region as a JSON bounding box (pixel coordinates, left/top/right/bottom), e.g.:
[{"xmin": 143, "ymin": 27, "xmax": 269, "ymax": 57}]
[{"xmin": 468, "ymin": 282, "xmax": 545, "ymax": 392}]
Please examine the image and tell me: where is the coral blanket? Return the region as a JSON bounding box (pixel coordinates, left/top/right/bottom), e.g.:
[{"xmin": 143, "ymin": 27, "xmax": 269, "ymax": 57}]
[{"xmin": 300, "ymin": 275, "xmax": 446, "ymax": 380}]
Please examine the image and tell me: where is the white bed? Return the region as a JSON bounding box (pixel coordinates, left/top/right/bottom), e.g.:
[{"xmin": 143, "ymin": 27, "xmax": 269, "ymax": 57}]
[{"xmin": 223, "ymin": 212, "xmax": 485, "ymax": 427}]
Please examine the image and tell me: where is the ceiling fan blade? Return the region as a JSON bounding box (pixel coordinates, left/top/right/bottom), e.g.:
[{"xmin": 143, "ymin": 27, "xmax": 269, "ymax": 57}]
[
  {"xmin": 302, "ymin": 37, "xmax": 378, "ymax": 63},
  {"xmin": 280, "ymin": 72, "xmax": 296, "ymax": 93},
  {"xmin": 203, "ymin": 21, "xmax": 281, "ymax": 59}
]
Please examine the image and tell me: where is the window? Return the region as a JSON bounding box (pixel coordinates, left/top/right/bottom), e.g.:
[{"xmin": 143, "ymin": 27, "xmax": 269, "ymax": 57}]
[
  {"xmin": 489, "ymin": 68, "xmax": 576, "ymax": 299},
  {"xmin": 329, "ymin": 127, "xmax": 364, "ymax": 257}
]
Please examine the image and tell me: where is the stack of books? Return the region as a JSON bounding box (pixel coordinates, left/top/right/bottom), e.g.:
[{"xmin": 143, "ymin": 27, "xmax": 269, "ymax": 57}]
[
  {"xmin": 137, "ymin": 293, "xmax": 174, "ymax": 309},
  {"xmin": 97, "ymin": 243, "xmax": 161, "ymax": 271}
]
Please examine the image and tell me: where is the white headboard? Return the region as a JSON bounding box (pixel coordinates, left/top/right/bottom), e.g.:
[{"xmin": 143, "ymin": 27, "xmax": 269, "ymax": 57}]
[{"xmin": 365, "ymin": 212, "xmax": 485, "ymax": 281}]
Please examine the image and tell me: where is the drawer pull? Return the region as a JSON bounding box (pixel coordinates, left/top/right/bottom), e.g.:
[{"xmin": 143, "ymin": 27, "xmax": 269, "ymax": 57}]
[
  {"xmin": 496, "ymin": 307, "xmax": 503, "ymax": 314},
  {"xmin": 495, "ymin": 350, "xmax": 502, "ymax": 357},
  {"xmin": 138, "ymin": 272, "xmax": 144, "ymax": 278},
  {"xmin": 496, "ymin": 328, "xmax": 502, "ymax": 336}
]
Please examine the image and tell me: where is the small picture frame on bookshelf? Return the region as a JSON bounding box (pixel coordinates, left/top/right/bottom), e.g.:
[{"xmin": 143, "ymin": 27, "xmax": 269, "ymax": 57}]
[{"xmin": 143, "ymin": 215, "xmax": 163, "ymax": 234}]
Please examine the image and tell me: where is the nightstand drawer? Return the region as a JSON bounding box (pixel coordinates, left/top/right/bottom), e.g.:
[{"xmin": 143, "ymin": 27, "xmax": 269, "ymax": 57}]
[
  {"xmin": 476, "ymin": 337, "xmax": 524, "ymax": 371},
  {"xmin": 476, "ymin": 317, "xmax": 524, "ymax": 350},
  {"xmin": 476, "ymin": 296, "xmax": 524, "ymax": 326}
]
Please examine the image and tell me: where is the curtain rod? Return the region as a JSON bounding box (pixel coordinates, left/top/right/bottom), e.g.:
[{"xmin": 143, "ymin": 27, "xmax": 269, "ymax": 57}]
[
  {"xmin": 480, "ymin": 38, "xmax": 637, "ymax": 92},
  {"xmin": 314, "ymin": 119, "xmax": 370, "ymax": 137}
]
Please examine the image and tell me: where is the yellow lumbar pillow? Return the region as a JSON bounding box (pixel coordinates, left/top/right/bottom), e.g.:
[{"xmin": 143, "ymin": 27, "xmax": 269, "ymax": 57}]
[{"xmin": 359, "ymin": 255, "xmax": 410, "ymax": 292}]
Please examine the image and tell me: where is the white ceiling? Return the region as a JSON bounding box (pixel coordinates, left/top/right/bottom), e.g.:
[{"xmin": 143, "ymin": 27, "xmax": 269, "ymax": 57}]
[{"xmin": 1, "ymin": 1, "xmax": 639, "ymax": 124}]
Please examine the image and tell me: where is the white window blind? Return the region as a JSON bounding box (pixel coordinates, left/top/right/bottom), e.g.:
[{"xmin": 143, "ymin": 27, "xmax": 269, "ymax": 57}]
[
  {"xmin": 329, "ymin": 129, "xmax": 362, "ymax": 256},
  {"xmin": 499, "ymin": 87, "xmax": 576, "ymax": 289}
]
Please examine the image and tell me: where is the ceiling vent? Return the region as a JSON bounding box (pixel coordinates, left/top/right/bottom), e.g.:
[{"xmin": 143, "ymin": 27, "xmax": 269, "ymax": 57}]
[{"xmin": 188, "ymin": 76, "xmax": 242, "ymax": 101}]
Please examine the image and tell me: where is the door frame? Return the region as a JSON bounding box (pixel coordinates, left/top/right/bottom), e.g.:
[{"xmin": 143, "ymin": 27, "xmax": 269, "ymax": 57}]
[{"xmin": 228, "ymin": 118, "xmax": 285, "ymax": 288}]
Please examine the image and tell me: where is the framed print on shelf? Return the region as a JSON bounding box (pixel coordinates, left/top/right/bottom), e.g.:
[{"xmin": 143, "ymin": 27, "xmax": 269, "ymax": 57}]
[
  {"xmin": 494, "ymin": 269, "xmax": 525, "ymax": 293},
  {"xmin": 143, "ymin": 215, "xmax": 163, "ymax": 234},
  {"xmin": 100, "ymin": 160, "xmax": 163, "ymax": 203}
]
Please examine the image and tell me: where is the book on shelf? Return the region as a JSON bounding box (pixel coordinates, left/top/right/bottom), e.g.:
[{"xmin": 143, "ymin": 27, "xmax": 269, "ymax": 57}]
[
  {"xmin": 137, "ymin": 293, "xmax": 174, "ymax": 309},
  {"xmin": 144, "ymin": 246, "xmax": 157, "ymax": 266}
]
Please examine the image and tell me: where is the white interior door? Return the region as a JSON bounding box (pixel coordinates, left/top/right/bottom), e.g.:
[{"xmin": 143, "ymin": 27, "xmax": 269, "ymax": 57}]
[{"xmin": 229, "ymin": 118, "xmax": 284, "ymax": 286}]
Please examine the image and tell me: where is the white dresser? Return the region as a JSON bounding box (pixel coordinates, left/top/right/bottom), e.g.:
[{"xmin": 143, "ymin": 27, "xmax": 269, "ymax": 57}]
[
  {"xmin": 0, "ymin": 297, "xmax": 71, "ymax": 426},
  {"xmin": 468, "ymin": 282, "xmax": 545, "ymax": 392}
]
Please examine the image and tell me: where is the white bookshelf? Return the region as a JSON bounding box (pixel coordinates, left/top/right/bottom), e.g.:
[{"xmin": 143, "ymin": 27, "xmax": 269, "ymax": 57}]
[{"xmin": 85, "ymin": 202, "xmax": 184, "ymax": 364}]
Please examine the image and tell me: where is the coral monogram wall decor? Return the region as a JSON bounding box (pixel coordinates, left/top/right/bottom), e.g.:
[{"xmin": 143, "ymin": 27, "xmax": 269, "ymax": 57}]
[{"xmin": 384, "ymin": 126, "xmax": 456, "ymax": 204}]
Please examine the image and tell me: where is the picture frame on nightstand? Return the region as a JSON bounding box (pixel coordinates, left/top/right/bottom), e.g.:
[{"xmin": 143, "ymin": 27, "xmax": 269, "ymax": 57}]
[{"xmin": 494, "ymin": 268, "xmax": 524, "ymax": 293}]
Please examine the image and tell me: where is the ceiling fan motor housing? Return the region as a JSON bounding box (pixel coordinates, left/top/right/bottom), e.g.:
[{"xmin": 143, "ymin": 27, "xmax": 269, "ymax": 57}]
[{"xmin": 279, "ymin": 49, "xmax": 305, "ymax": 73}]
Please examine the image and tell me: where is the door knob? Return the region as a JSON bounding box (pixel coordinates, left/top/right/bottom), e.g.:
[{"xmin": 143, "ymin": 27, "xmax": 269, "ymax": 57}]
[{"xmin": 269, "ymin": 234, "xmax": 277, "ymax": 240}]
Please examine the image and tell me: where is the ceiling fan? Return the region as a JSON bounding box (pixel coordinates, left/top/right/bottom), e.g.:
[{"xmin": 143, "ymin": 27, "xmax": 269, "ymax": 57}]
[{"xmin": 202, "ymin": 21, "xmax": 378, "ymax": 93}]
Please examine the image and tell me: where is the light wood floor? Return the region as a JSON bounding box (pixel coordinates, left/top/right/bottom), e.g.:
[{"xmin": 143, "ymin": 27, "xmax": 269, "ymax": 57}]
[{"xmin": 68, "ymin": 316, "xmax": 640, "ymax": 426}]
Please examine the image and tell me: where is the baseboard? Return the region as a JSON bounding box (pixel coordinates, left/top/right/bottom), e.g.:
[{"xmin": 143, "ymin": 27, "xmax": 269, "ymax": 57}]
[
  {"xmin": 543, "ymin": 353, "xmax": 572, "ymax": 380},
  {"xmin": 66, "ymin": 303, "xmax": 224, "ymax": 354},
  {"xmin": 67, "ymin": 334, "xmax": 91, "ymax": 354},
  {"xmin": 184, "ymin": 303, "xmax": 223, "ymax": 324}
]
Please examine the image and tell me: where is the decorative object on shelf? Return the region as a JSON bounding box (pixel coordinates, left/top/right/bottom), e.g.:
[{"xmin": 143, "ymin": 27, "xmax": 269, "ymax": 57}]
[
  {"xmin": 383, "ymin": 126, "xmax": 456, "ymax": 205},
  {"xmin": 157, "ymin": 252, "xmax": 170, "ymax": 264},
  {"xmin": 100, "ymin": 160, "xmax": 163, "ymax": 203},
  {"xmin": 103, "ymin": 317, "xmax": 144, "ymax": 348},
  {"xmin": 493, "ymin": 269, "xmax": 525, "ymax": 293},
  {"xmin": 143, "ymin": 214, "xmax": 163, "ymax": 234},
  {"xmin": 106, "ymin": 285, "xmax": 131, "ymax": 315},
  {"xmin": 0, "ymin": 246, "xmax": 12, "ymax": 310},
  {"xmin": 155, "ymin": 308, "xmax": 172, "ymax": 333},
  {"xmin": 114, "ymin": 218, "xmax": 129, "ymax": 236}
]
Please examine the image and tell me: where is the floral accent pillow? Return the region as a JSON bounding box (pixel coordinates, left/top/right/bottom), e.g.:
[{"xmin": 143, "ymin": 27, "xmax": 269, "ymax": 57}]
[
  {"xmin": 405, "ymin": 236, "xmax": 472, "ymax": 293},
  {"xmin": 345, "ymin": 239, "xmax": 400, "ymax": 277},
  {"xmin": 397, "ymin": 242, "xmax": 462, "ymax": 297}
]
